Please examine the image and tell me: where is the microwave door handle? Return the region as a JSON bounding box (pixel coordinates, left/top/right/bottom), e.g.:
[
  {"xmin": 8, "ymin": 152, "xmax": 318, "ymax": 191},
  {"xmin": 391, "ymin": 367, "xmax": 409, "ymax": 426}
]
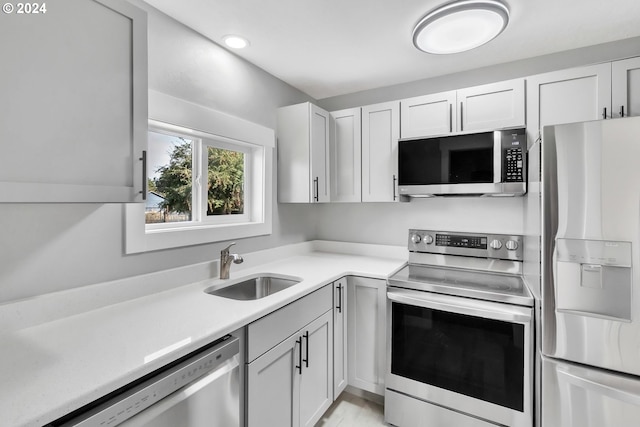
[{"xmin": 494, "ymin": 131, "xmax": 502, "ymax": 183}]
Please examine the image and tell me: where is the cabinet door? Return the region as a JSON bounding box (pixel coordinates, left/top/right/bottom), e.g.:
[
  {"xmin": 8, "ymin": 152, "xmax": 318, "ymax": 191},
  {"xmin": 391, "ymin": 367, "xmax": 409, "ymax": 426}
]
[
  {"xmin": 277, "ymin": 102, "xmax": 329, "ymax": 203},
  {"xmin": 310, "ymin": 104, "xmax": 330, "ymax": 203},
  {"xmin": 361, "ymin": 101, "xmax": 400, "ymax": 202},
  {"xmin": 330, "ymin": 109, "xmax": 362, "ymax": 202},
  {"xmin": 347, "ymin": 276, "xmax": 387, "ymax": 395},
  {"xmin": 400, "ymin": 91, "xmax": 457, "ymax": 138},
  {"xmin": 0, "ymin": 0, "xmax": 147, "ymax": 203},
  {"xmin": 612, "ymin": 57, "xmax": 640, "ymax": 118},
  {"xmin": 457, "ymin": 78, "xmax": 525, "ymax": 132},
  {"xmin": 299, "ymin": 310, "xmax": 334, "ymax": 427},
  {"xmin": 247, "ymin": 333, "xmax": 301, "ymax": 427},
  {"xmin": 526, "ymin": 63, "xmax": 612, "ymax": 144},
  {"xmin": 333, "ymin": 278, "xmax": 348, "ymax": 399}
]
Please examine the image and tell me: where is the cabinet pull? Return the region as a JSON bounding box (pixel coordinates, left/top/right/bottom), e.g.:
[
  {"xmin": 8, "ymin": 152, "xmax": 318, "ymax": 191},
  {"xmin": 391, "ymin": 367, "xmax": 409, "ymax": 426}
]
[
  {"xmin": 392, "ymin": 175, "xmax": 397, "ymax": 201},
  {"xmin": 295, "ymin": 337, "xmax": 303, "ymax": 374},
  {"xmin": 303, "ymin": 331, "xmax": 310, "ymax": 368},
  {"xmin": 313, "ymin": 177, "xmax": 319, "ymax": 202},
  {"xmin": 449, "ymin": 103, "xmax": 453, "ymax": 133},
  {"xmin": 460, "ymin": 102, "xmax": 464, "ymax": 131},
  {"xmin": 336, "ymin": 284, "xmax": 343, "ymax": 313},
  {"xmin": 602, "ymin": 107, "xmax": 607, "ymax": 119},
  {"xmin": 140, "ymin": 150, "xmax": 147, "ymax": 201},
  {"xmin": 620, "ymin": 105, "xmax": 625, "ymax": 118}
]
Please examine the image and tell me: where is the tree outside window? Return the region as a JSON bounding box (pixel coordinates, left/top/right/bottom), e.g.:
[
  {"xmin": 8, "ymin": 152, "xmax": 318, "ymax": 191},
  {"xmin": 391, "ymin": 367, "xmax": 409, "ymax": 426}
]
[{"xmin": 145, "ymin": 130, "xmax": 246, "ymax": 225}]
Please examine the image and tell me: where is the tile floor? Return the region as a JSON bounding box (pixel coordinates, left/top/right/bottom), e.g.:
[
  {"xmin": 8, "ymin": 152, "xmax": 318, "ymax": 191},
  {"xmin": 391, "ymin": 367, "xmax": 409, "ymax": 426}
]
[{"xmin": 315, "ymin": 392, "xmax": 387, "ymax": 426}]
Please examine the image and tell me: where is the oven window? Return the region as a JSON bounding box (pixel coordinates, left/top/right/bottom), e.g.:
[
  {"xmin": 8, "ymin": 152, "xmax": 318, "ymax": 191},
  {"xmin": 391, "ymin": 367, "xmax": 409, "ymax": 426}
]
[{"xmin": 391, "ymin": 302, "xmax": 524, "ymax": 411}]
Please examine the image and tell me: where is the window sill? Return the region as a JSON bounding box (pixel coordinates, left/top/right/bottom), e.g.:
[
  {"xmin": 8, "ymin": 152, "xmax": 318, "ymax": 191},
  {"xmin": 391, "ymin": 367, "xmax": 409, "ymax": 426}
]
[{"xmin": 125, "ymin": 203, "xmax": 272, "ymax": 253}]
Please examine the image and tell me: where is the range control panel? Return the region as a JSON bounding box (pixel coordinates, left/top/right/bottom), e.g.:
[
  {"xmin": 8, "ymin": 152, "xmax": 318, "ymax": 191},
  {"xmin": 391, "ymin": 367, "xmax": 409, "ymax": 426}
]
[{"xmin": 409, "ymin": 229, "xmax": 523, "ymax": 261}]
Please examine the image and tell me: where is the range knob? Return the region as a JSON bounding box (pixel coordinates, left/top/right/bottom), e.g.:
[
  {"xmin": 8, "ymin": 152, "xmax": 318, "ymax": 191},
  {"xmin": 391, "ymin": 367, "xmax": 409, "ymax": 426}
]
[
  {"xmin": 490, "ymin": 239, "xmax": 503, "ymax": 250},
  {"xmin": 423, "ymin": 234, "xmax": 434, "ymax": 245},
  {"xmin": 410, "ymin": 234, "xmax": 422, "ymax": 244},
  {"xmin": 506, "ymin": 240, "xmax": 519, "ymax": 251}
]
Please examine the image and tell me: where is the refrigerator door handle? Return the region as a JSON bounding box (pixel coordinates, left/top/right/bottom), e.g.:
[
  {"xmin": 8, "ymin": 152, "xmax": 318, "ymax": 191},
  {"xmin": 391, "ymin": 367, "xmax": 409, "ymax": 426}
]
[{"xmin": 557, "ymin": 366, "xmax": 640, "ymax": 407}]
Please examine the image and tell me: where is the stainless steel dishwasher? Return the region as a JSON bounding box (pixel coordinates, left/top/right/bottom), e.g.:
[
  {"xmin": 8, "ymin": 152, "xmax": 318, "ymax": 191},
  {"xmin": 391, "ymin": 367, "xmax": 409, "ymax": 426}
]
[{"xmin": 49, "ymin": 335, "xmax": 240, "ymax": 427}]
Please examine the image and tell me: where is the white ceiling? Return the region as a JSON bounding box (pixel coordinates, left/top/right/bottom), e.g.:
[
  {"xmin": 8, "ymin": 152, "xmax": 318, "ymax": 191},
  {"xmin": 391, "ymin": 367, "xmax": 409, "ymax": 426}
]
[{"xmin": 143, "ymin": 0, "xmax": 640, "ymax": 100}]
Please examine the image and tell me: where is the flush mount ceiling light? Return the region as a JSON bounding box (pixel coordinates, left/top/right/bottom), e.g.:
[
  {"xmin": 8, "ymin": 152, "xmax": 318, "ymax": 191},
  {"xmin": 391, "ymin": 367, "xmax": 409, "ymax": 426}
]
[
  {"xmin": 223, "ymin": 35, "xmax": 250, "ymax": 49},
  {"xmin": 413, "ymin": 0, "xmax": 509, "ymax": 54}
]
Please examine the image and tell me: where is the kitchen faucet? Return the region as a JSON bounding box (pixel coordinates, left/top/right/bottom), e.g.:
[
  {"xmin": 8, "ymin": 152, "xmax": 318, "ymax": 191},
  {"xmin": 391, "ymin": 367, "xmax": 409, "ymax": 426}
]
[{"xmin": 219, "ymin": 242, "xmax": 243, "ymax": 279}]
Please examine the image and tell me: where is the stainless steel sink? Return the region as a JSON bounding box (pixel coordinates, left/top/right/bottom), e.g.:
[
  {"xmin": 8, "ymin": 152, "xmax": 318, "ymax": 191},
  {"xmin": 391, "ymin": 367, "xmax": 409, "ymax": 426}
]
[{"xmin": 204, "ymin": 274, "xmax": 302, "ymax": 300}]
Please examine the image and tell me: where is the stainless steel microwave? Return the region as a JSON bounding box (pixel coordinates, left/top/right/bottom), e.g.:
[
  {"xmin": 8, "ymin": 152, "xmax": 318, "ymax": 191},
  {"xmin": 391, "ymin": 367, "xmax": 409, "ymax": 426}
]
[{"xmin": 397, "ymin": 128, "xmax": 527, "ymax": 198}]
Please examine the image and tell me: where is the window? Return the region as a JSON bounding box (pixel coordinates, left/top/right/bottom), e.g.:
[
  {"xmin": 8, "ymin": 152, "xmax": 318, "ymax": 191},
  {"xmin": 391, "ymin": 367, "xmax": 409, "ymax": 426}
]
[
  {"xmin": 125, "ymin": 91, "xmax": 274, "ymax": 253},
  {"xmin": 145, "ymin": 127, "xmax": 250, "ymax": 227}
]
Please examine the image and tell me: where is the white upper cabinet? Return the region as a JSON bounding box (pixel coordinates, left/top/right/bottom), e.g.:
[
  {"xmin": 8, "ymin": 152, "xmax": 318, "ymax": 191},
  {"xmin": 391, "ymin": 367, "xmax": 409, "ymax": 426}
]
[
  {"xmin": 329, "ymin": 109, "xmax": 362, "ymax": 202},
  {"xmin": 277, "ymin": 102, "xmax": 330, "ymax": 203},
  {"xmin": 457, "ymin": 78, "xmax": 526, "ymax": 132},
  {"xmin": 361, "ymin": 101, "xmax": 400, "ymax": 202},
  {"xmin": 0, "ymin": 0, "xmax": 148, "ymax": 203},
  {"xmin": 612, "ymin": 57, "xmax": 640, "ymax": 118},
  {"xmin": 400, "ymin": 79, "xmax": 525, "ymax": 138},
  {"xmin": 526, "ymin": 63, "xmax": 612, "ymax": 143},
  {"xmin": 400, "ymin": 91, "xmax": 457, "ymax": 138}
]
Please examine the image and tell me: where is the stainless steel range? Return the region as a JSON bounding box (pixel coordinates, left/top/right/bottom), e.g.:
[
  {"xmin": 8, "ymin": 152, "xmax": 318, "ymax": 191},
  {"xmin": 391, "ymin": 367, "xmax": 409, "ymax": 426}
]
[{"xmin": 386, "ymin": 230, "xmax": 534, "ymax": 427}]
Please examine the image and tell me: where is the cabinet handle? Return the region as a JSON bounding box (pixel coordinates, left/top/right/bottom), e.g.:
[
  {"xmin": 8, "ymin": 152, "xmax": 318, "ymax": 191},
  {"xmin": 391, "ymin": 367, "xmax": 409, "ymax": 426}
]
[
  {"xmin": 620, "ymin": 105, "xmax": 625, "ymax": 118},
  {"xmin": 313, "ymin": 177, "xmax": 319, "ymax": 202},
  {"xmin": 336, "ymin": 284, "xmax": 343, "ymax": 313},
  {"xmin": 140, "ymin": 150, "xmax": 147, "ymax": 201},
  {"xmin": 303, "ymin": 331, "xmax": 309, "ymax": 368},
  {"xmin": 460, "ymin": 102, "xmax": 464, "ymax": 131},
  {"xmin": 295, "ymin": 337, "xmax": 303, "ymax": 374},
  {"xmin": 393, "ymin": 175, "xmax": 397, "ymax": 201},
  {"xmin": 602, "ymin": 107, "xmax": 607, "ymax": 119},
  {"xmin": 449, "ymin": 103, "xmax": 453, "ymax": 133}
]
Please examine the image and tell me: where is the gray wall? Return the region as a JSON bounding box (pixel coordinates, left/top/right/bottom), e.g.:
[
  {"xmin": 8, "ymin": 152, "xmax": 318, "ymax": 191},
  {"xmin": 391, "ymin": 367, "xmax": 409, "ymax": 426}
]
[
  {"xmin": 317, "ymin": 36, "xmax": 640, "ymax": 111},
  {"xmin": 312, "ymin": 37, "xmax": 640, "ymax": 246},
  {"xmin": 4, "ymin": 2, "xmax": 640, "ymax": 304},
  {"xmin": 0, "ymin": 3, "xmax": 315, "ymax": 304}
]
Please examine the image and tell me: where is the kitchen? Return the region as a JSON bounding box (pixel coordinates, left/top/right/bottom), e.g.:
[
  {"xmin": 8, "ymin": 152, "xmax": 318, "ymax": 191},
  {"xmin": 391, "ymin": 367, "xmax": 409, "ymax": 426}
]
[{"xmin": 1, "ymin": 0, "xmax": 640, "ymax": 426}]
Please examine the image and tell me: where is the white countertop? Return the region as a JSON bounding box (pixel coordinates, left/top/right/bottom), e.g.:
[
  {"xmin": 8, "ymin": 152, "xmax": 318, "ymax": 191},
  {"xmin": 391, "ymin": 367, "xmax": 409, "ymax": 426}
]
[{"xmin": 0, "ymin": 241, "xmax": 406, "ymax": 427}]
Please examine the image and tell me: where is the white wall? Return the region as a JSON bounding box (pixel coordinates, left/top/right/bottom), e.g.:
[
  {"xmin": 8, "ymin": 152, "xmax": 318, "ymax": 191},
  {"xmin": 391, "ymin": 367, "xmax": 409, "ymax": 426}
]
[
  {"xmin": 0, "ymin": 2, "xmax": 316, "ymax": 304},
  {"xmin": 313, "ymin": 197, "xmax": 523, "ymax": 246}
]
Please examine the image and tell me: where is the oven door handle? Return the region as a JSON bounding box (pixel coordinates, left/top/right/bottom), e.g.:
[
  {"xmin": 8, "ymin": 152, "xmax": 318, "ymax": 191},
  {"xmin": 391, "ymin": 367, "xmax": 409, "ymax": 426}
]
[{"xmin": 387, "ymin": 288, "xmax": 532, "ymax": 324}]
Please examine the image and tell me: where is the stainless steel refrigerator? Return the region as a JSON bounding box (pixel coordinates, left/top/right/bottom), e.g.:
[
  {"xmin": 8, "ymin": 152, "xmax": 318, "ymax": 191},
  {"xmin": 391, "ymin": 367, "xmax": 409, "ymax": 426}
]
[{"xmin": 541, "ymin": 116, "xmax": 640, "ymax": 426}]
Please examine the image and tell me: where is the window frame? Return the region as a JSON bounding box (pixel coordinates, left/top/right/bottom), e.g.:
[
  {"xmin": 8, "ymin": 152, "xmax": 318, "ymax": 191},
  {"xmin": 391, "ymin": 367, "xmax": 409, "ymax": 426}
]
[{"xmin": 125, "ymin": 91, "xmax": 274, "ymax": 254}]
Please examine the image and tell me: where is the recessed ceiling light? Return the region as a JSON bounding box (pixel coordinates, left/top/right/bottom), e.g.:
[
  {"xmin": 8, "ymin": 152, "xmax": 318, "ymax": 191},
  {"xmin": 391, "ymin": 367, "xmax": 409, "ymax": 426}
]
[
  {"xmin": 223, "ymin": 35, "xmax": 250, "ymax": 49},
  {"xmin": 413, "ymin": 0, "xmax": 509, "ymax": 54}
]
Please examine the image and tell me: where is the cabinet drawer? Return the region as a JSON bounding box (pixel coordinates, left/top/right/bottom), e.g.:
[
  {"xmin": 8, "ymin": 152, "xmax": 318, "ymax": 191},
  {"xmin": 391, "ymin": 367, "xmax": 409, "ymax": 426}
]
[{"xmin": 247, "ymin": 284, "xmax": 332, "ymax": 362}]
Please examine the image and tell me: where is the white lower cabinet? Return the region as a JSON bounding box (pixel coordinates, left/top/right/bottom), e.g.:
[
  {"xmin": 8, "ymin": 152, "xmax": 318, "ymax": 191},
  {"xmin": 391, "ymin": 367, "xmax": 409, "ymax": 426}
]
[
  {"xmin": 299, "ymin": 312, "xmax": 333, "ymax": 427},
  {"xmin": 246, "ymin": 285, "xmax": 333, "ymax": 427},
  {"xmin": 247, "ymin": 332, "xmax": 299, "ymax": 427},
  {"xmin": 347, "ymin": 276, "xmax": 387, "ymax": 396},
  {"xmin": 333, "ymin": 278, "xmax": 348, "ymax": 399}
]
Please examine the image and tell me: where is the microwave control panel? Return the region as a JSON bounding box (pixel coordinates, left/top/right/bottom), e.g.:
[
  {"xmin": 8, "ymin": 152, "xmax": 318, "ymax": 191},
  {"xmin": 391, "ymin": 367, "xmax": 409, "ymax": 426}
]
[{"xmin": 501, "ymin": 129, "xmax": 526, "ymax": 182}]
